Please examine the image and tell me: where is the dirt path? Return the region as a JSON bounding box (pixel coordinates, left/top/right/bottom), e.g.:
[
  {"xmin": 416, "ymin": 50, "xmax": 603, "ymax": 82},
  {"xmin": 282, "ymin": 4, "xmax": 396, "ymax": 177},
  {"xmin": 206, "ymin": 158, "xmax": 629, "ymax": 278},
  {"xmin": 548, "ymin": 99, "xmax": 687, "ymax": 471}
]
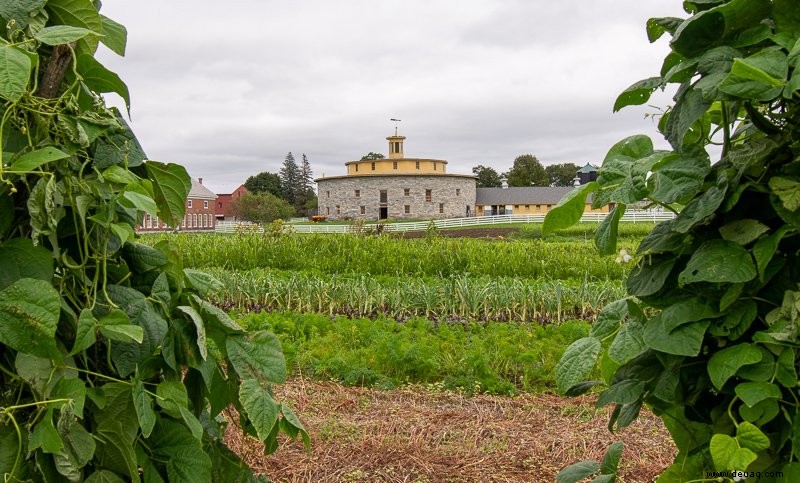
[{"xmin": 227, "ymin": 379, "xmax": 675, "ymax": 482}]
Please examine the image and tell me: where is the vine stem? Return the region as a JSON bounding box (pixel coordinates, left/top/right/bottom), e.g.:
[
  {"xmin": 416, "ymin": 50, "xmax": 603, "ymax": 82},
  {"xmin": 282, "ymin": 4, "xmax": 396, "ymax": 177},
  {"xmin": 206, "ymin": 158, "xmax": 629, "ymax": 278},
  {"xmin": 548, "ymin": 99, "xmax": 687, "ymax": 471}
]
[{"xmin": 2, "ymin": 398, "xmax": 72, "ymax": 412}]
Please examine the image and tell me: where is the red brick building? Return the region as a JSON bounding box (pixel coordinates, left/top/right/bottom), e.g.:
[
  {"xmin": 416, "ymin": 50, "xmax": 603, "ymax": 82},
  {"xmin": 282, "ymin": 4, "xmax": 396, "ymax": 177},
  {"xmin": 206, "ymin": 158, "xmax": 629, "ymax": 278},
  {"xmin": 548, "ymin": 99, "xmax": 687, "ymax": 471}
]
[
  {"xmin": 215, "ymin": 184, "xmax": 248, "ymax": 221},
  {"xmin": 139, "ymin": 178, "xmax": 218, "ymax": 232}
]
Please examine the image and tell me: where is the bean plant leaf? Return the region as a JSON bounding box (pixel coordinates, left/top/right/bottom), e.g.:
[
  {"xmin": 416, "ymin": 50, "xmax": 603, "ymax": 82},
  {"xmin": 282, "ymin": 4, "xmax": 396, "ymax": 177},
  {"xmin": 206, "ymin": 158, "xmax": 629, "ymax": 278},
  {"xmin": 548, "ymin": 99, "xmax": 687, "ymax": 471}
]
[
  {"xmin": 614, "ymin": 77, "xmax": 663, "ymax": 112},
  {"xmin": 647, "ymin": 17, "xmax": 683, "ymax": 43},
  {"xmin": 239, "ymin": 379, "xmax": 280, "ymax": 442},
  {"xmin": 719, "ymin": 50, "xmax": 789, "ymax": 101},
  {"xmin": 226, "ymin": 331, "xmax": 287, "ymax": 386},
  {"xmin": 556, "ymin": 460, "xmax": 600, "ymax": 483},
  {"xmin": 737, "ymin": 421, "xmax": 770, "ymax": 453},
  {"xmin": 608, "ymin": 320, "xmax": 647, "ymax": 365},
  {"xmin": 30, "ymin": 412, "xmax": 63, "ymax": 453},
  {"xmin": 0, "ymin": 43, "xmax": 32, "ymax": 102},
  {"xmin": 35, "ymin": 25, "xmax": 97, "ymax": 45},
  {"xmin": 11, "ymin": 147, "xmax": 70, "ymax": 172},
  {"xmin": 600, "ymin": 441, "xmax": 624, "ymax": 475},
  {"xmin": 0, "ymin": 238, "xmax": 54, "ymax": 291},
  {"xmin": 665, "ymin": 88, "xmax": 711, "ymax": 149},
  {"xmin": 99, "ymin": 14, "xmax": 127, "ymax": 56},
  {"xmin": 719, "ymin": 219, "xmax": 770, "ymax": 245},
  {"xmin": 76, "ymin": 54, "xmax": 130, "ymax": 112},
  {"xmin": 147, "ymin": 420, "xmax": 211, "ymax": 483},
  {"xmin": 707, "ymin": 343, "xmax": 763, "ymax": 390},
  {"xmin": 678, "ymin": 239, "xmax": 756, "ymax": 285},
  {"xmin": 145, "ymin": 161, "xmax": 191, "ymax": 228},
  {"xmin": 626, "ymin": 258, "xmax": 676, "ymax": 297},
  {"xmin": 648, "ymin": 152, "xmax": 711, "ymax": 204},
  {"xmin": 710, "ymin": 434, "xmax": 757, "ymax": 472},
  {"xmin": 735, "ymin": 382, "xmax": 782, "ymax": 407},
  {"xmin": 85, "ymin": 470, "xmax": 127, "ymax": 483},
  {"xmin": 769, "ymin": 176, "xmax": 800, "ymax": 212},
  {"xmin": 0, "ymin": 0, "xmax": 47, "ymax": 29},
  {"xmin": 0, "ymin": 278, "xmax": 61, "ymax": 359},
  {"xmin": 542, "ymin": 182, "xmax": 598, "ymax": 234},
  {"xmin": 643, "ymin": 318, "xmax": 710, "ymax": 357},
  {"xmin": 46, "ymin": 0, "xmax": 102, "ymax": 54},
  {"xmin": 132, "ymin": 380, "xmax": 156, "ymax": 438},
  {"xmin": 590, "ymin": 299, "xmax": 628, "ymax": 340},
  {"xmin": 595, "ymin": 204, "xmax": 626, "ymax": 256},
  {"xmin": 556, "ymin": 337, "xmax": 602, "ymax": 394}
]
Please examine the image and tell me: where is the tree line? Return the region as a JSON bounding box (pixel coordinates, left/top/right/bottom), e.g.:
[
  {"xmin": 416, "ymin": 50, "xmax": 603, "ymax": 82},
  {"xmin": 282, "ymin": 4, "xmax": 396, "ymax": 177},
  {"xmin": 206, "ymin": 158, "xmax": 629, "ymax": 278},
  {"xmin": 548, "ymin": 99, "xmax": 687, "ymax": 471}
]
[
  {"xmin": 234, "ymin": 152, "xmax": 318, "ymax": 223},
  {"xmin": 472, "ymin": 155, "xmax": 585, "ymax": 188}
]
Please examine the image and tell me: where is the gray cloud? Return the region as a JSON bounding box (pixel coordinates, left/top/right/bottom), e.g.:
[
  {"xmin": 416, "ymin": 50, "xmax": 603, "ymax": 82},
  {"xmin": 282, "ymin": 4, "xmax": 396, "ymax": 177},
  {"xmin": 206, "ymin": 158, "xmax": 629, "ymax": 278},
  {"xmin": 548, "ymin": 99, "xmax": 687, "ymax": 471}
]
[{"xmin": 96, "ymin": 0, "xmax": 687, "ymax": 194}]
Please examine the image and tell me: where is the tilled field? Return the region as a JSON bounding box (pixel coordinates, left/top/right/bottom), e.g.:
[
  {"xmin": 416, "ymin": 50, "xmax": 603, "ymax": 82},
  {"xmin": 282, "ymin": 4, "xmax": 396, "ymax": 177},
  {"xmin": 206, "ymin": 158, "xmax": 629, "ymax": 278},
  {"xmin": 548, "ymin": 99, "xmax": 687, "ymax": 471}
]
[{"xmin": 227, "ymin": 378, "xmax": 675, "ymax": 482}]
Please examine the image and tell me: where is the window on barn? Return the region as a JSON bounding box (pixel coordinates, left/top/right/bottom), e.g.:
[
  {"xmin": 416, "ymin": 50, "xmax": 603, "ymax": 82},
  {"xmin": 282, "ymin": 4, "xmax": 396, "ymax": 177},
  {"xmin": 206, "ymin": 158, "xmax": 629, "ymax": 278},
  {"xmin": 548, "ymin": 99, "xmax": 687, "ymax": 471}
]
[
  {"xmin": 404, "ymin": 188, "xmax": 410, "ymax": 196},
  {"xmin": 355, "ymin": 189, "xmax": 360, "ymax": 198},
  {"xmin": 393, "ymin": 161, "xmax": 398, "ymax": 170},
  {"xmin": 425, "ymin": 189, "xmax": 432, "ymax": 202},
  {"xmin": 336, "ymin": 205, "xmax": 340, "ymax": 215},
  {"xmin": 439, "ymin": 203, "xmax": 444, "ymax": 214},
  {"xmin": 360, "ymin": 206, "xmax": 365, "ymax": 215},
  {"xmin": 456, "ymin": 188, "xmax": 461, "ymax": 196},
  {"xmin": 204, "ymin": 200, "xmax": 209, "ymax": 209},
  {"xmin": 371, "ymin": 162, "xmax": 376, "ymax": 171},
  {"xmin": 187, "ymin": 200, "xmax": 192, "ymax": 208},
  {"xmin": 415, "ymin": 161, "xmax": 420, "ymax": 170},
  {"xmin": 404, "ymin": 205, "xmax": 410, "ymax": 214}
]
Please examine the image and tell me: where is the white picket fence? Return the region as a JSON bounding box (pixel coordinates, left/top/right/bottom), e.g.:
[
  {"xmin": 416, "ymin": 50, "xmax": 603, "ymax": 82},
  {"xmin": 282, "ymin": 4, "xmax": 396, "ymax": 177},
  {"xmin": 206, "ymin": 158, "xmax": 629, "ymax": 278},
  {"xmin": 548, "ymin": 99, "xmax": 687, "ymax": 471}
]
[{"xmin": 215, "ymin": 210, "xmax": 675, "ymax": 234}]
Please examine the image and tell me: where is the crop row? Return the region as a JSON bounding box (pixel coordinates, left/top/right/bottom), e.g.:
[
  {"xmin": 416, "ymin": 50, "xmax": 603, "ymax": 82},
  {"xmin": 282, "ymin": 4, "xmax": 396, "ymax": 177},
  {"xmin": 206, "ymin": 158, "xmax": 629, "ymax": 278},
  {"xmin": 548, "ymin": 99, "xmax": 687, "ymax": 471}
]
[
  {"xmin": 206, "ymin": 268, "xmax": 625, "ymax": 322},
  {"xmin": 145, "ymin": 232, "xmax": 632, "ymax": 280},
  {"xmin": 239, "ymin": 311, "xmax": 593, "ymax": 394}
]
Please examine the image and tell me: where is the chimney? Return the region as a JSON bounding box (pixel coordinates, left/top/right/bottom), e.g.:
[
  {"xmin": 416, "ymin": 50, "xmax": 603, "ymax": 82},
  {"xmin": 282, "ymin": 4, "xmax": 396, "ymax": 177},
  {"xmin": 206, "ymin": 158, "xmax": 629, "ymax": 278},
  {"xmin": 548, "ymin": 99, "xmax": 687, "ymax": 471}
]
[
  {"xmin": 198, "ymin": 177, "xmax": 203, "ymax": 185},
  {"xmin": 500, "ymin": 177, "xmax": 508, "ymax": 189}
]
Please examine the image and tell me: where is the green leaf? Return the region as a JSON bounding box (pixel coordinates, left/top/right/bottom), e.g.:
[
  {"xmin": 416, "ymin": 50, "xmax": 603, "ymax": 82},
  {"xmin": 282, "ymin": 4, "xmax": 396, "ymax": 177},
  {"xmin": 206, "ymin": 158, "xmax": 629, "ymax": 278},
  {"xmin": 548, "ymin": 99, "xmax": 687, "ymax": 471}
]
[
  {"xmin": 0, "ymin": 0, "xmax": 47, "ymax": 29},
  {"xmin": 670, "ymin": 0, "xmax": 770, "ymax": 57},
  {"xmin": 735, "ymin": 381, "xmax": 781, "ymax": 407},
  {"xmin": 600, "ymin": 441, "xmax": 624, "ymax": 475},
  {"xmin": 644, "ymin": 318, "xmax": 710, "ymax": 357},
  {"xmin": 106, "ymin": 285, "xmax": 168, "ymax": 377},
  {"xmin": 707, "ymin": 343, "xmax": 763, "ymax": 390},
  {"xmin": 10, "ymin": 147, "xmax": 70, "ymax": 172},
  {"xmin": 720, "ymin": 50, "xmax": 789, "ymax": 101},
  {"xmin": 178, "ymin": 406, "xmax": 203, "ymax": 441},
  {"xmin": 0, "ymin": 43, "xmax": 32, "ymax": 102},
  {"xmin": 770, "ymin": 176, "xmax": 800, "ymax": 212},
  {"xmin": 121, "ymin": 184, "xmax": 157, "ymax": 217},
  {"xmin": 596, "ymin": 380, "xmax": 645, "ymax": 407},
  {"xmin": 648, "ymin": 152, "xmax": 711, "ymax": 204},
  {"xmin": 226, "ymin": 331, "xmax": 287, "ymax": 386},
  {"xmin": 177, "ymin": 306, "xmax": 208, "ymax": 360},
  {"xmin": 34, "ymin": 25, "xmax": 97, "ymax": 45},
  {"xmin": 76, "ymin": 54, "xmax": 130, "ymax": 112},
  {"xmin": 156, "ymin": 380, "xmax": 189, "ymax": 419},
  {"xmin": 99, "ymin": 14, "xmax": 127, "ymax": 56},
  {"xmin": 85, "ymin": 470, "xmax": 127, "ymax": 483},
  {"xmin": 776, "ymin": 348, "xmax": 797, "ymax": 389},
  {"xmin": 281, "ymin": 404, "xmax": 310, "ymax": 450},
  {"xmin": 0, "ymin": 278, "xmax": 61, "ymax": 359},
  {"xmin": 556, "ymin": 460, "xmax": 600, "ymax": 483},
  {"xmin": 719, "ymin": 219, "xmax": 770, "ymax": 245},
  {"xmin": 239, "ymin": 379, "xmax": 280, "ymax": 442},
  {"xmin": 613, "ymin": 77, "xmax": 663, "ymax": 112},
  {"xmin": 660, "ymin": 298, "xmax": 718, "ymax": 332},
  {"xmin": 147, "ymin": 419, "xmax": 211, "ymax": 483},
  {"xmin": 122, "ymin": 242, "xmax": 168, "ymax": 273},
  {"xmin": 673, "ymin": 182, "xmax": 727, "ymax": 233},
  {"xmin": 145, "ymin": 161, "xmax": 192, "ymax": 228},
  {"xmin": 99, "ymin": 309, "xmax": 144, "ymax": 344},
  {"xmin": 542, "ymin": 182, "xmax": 598, "ymax": 234},
  {"xmin": 70, "ymin": 309, "xmax": 97, "ymax": 355},
  {"xmin": 626, "ymin": 258, "xmax": 676, "ymax": 297},
  {"xmin": 664, "ymin": 88, "xmax": 711, "ymax": 149},
  {"xmin": 54, "ymin": 419, "xmax": 96, "ymax": 478},
  {"xmin": 595, "ymin": 204, "xmax": 626, "ymax": 256},
  {"xmin": 46, "ymin": 0, "xmax": 102, "ymax": 54},
  {"xmin": 30, "ymin": 412, "xmax": 63, "ymax": 453},
  {"xmin": 753, "ymin": 225, "xmax": 791, "ymax": 280},
  {"xmin": 594, "ymin": 151, "xmax": 665, "ymax": 207},
  {"xmin": 608, "ymin": 320, "xmax": 647, "ymax": 365},
  {"xmin": 678, "ymin": 239, "xmax": 756, "ymax": 285},
  {"xmin": 737, "ymin": 421, "xmax": 770, "ymax": 453},
  {"xmin": 710, "ymin": 434, "xmax": 757, "ymax": 472},
  {"xmin": 132, "ymin": 380, "xmax": 156, "ymax": 438},
  {"xmin": 740, "ymin": 398, "xmax": 780, "ymax": 425},
  {"xmin": 647, "ymin": 17, "xmax": 683, "ymax": 43},
  {"xmin": 184, "ymin": 269, "xmax": 224, "ymax": 296},
  {"xmin": 51, "ymin": 377, "xmax": 86, "ymax": 416},
  {"xmin": 555, "ymin": 337, "xmax": 602, "ymax": 394},
  {"xmin": 0, "ymin": 237, "xmax": 54, "ymax": 291},
  {"xmin": 590, "ymin": 299, "xmax": 628, "ymax": 340}
]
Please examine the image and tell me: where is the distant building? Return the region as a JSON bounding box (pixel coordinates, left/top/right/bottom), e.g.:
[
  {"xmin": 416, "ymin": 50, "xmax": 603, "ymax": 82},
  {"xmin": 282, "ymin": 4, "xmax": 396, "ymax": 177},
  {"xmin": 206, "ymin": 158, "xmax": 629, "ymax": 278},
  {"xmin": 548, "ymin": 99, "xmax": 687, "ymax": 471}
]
[
  {"xmin": 475, "ymin": 186, "xmax": 607, "ymax": 216},
  {"xmin": 215, "ymin": 184, "xmax": 249, "ymax": 221},
  {"xmin": 138, "ymin": 177, "xmax": 217, "ymax": 232},
  {"xmin": 576, "ymin": 163, "xmax": 599, "ymax": 185},
  {"xmin": 315, "ymin": 131, "xmax": 477, "ymax": 220}
]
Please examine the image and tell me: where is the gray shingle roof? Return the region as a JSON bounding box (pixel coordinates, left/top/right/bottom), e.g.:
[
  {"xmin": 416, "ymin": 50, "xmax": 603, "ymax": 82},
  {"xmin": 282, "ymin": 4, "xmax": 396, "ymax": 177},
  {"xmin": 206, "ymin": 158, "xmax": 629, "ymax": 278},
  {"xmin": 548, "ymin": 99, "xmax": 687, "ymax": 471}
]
[
  {"xmin": 578, "ymin": 163, "xmax": 598, "ymax": 174},
  {"xmin": 476, "ymin": 187, "xmax": 585, "ymax": 205},
  {"xmin": 188, "ymin": 179, "xmax": 217, "ymax": 200}
]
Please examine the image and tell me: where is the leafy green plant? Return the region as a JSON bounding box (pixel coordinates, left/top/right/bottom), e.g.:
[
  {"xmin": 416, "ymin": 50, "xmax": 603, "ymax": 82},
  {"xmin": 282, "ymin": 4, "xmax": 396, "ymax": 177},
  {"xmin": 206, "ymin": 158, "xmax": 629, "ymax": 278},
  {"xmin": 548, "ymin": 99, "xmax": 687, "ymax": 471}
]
[
  {"xmin": 548, "ymin": 0, "xmax": 800, "ymax": 480},
  {"xmin": 0, "ymin": 2, "xmax": 304, "ymax": 481}
]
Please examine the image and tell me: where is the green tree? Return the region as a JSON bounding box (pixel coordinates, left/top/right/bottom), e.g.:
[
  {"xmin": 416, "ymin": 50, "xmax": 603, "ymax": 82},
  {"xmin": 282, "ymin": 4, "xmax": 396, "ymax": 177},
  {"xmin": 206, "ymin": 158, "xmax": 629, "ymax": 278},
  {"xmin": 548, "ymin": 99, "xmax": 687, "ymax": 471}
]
[
  {"xmin": 506, "ymin": 154, "xmax": 549, "ymax": 187},
  {"xmin": 545, "ymin": 163, "xmax": 580, "ymax": 187},
  {"xmin": 361, "ymin": 152, "xmax": 385, "ymax": 160},
  {"xmin": 0, "ymin": 2, "xmax": 305, "ymax": 480},
  {"xmin": 279, "ymin": 152, "xmax": 299, "ymax": 206},
  {"xmin": 472, "ymin": 165, "xmax": 502, "ymax": 187},
  {"xmin": 549, "ymin": 1, "xmax": 800, "ymax": 481},
  {"xmin": 232, "ymin": 192, "xmax": 295, "ymax": 225},
  {"xmin": 295, "ymin": 153, "xmax": 316, "ymax": 216},
  {"xmin": 244, "ymin": 170, "xmax": 283, "ymax": 198}
]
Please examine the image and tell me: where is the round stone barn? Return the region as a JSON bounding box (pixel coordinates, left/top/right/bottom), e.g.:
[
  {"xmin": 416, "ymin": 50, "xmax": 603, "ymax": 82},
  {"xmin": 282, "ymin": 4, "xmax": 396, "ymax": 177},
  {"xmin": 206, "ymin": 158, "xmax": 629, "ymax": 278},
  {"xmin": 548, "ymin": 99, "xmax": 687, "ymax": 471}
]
[{"xmin": 315, "ymin": 132, "xmax": 477, "ymax": 221}]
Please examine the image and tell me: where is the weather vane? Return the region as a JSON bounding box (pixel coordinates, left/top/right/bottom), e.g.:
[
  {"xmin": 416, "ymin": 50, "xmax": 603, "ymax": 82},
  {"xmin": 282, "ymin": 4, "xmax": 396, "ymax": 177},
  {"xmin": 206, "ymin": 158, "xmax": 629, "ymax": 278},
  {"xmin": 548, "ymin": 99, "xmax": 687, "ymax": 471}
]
[{"xmin": 390, "ymin": 118, "xmax": 401, "ymax": 135}]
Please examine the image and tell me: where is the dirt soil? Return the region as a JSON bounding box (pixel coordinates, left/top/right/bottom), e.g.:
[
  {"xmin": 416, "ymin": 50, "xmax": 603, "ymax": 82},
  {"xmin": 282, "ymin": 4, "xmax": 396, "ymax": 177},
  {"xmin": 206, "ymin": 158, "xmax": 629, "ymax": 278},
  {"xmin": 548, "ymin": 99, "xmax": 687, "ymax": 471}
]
[
  {"xmin": 397, "ymin": 227, "xmax": 521, "ymax": 239},
  {"xmin": 227, "ymin": 378, "xmax": 675, "ymax": 482}
]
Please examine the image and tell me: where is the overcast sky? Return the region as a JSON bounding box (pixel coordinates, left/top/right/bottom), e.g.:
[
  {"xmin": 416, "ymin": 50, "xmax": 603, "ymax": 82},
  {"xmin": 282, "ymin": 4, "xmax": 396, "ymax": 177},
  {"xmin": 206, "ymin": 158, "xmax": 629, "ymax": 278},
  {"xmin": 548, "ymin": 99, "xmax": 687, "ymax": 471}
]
[{"xmin": 96, "ymin": 1, "xmax": 688, "ymax": 194}]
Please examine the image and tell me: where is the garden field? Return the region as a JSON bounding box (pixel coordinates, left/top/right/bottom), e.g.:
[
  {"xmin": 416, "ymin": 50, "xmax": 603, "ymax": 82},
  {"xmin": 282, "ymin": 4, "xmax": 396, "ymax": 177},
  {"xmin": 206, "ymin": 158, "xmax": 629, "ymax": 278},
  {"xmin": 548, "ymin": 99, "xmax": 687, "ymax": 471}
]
[{"xmin": 142, "ymin": 223, "xmax": 674, "ymax": 480}]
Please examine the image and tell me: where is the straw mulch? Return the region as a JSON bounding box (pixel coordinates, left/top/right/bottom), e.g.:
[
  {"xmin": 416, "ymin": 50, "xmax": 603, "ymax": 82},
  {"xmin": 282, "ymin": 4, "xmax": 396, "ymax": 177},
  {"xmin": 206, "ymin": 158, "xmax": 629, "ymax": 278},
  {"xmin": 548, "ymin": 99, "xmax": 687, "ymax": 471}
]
[{"xmin": 226, "ymin": 378, "xmax": 675, "ymax": 482}]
